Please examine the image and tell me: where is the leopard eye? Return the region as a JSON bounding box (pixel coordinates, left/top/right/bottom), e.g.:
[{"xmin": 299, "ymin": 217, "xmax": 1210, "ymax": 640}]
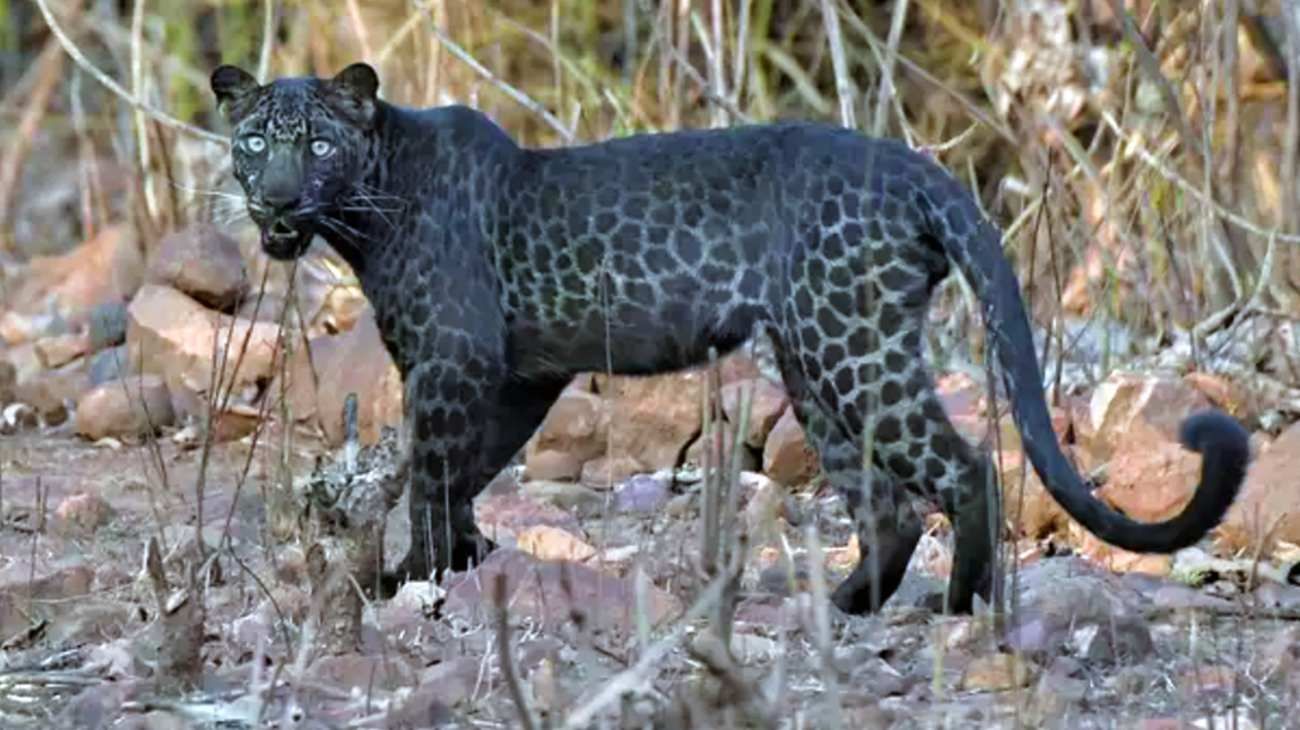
[
  {"xmin": 309, "ymin": 139, "xmax": 334, "ymax": 158},
  {"xmin": 241, "ymin": 134, "xmax": 267, "ymax": 154}
]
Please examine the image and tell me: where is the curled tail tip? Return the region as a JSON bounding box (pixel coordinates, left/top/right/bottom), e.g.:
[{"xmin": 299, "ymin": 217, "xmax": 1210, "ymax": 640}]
[{"xmin": 1178, "ymin": 409, "xmax": 1251, "ymax": 458}]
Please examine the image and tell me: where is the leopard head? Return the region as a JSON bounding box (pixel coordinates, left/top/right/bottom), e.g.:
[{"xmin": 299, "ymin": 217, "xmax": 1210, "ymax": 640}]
[{"xmin": 210, "ymin": 63, "xmax": 380, "ymax": 260}]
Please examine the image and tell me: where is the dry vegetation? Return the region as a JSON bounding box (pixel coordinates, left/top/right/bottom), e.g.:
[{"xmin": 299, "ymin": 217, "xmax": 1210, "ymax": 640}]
[{"xmin": 2, "ymin": 0, "xmax": 1300, "ymax": 728}]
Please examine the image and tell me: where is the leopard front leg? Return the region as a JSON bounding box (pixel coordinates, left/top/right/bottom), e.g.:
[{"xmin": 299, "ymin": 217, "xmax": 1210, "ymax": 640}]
[{"xmin": 392, "ymin": 360, "xmax": 569, "ymax": 585}]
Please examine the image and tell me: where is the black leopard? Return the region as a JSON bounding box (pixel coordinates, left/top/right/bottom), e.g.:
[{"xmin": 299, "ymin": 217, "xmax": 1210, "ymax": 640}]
[{"xmin": 210, "ymin": 62, "xmax": 1252, "ymax": 614}]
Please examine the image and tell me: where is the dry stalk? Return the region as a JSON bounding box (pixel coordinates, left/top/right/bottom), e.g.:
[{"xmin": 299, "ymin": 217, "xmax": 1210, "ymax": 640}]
[
  {"xmin": 32, "ymin": 0, "xmax": 226, "ymax": 145},
  {"xmin": 0, "ymin": 37, "xmax": 65, "ymax": 243},
  {"xmin": 494, "ymin": 572, "xmax": 540, "ymax": 730}
]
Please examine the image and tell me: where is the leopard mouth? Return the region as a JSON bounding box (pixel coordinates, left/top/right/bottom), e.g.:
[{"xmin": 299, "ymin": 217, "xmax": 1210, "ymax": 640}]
[{"xmin": 260, "ymin": 218, "xmax": 313, "ymax": 260}]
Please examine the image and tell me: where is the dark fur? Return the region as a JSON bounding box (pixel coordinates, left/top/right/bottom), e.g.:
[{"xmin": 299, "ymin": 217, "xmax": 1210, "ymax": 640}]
[{"xmin": 212, "ymin": 63, "xmax": 1251, "ymax": 613}]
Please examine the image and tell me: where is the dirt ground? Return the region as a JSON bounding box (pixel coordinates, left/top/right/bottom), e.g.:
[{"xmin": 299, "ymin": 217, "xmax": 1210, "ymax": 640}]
[{"xmin": 3, "ymin": 423, "xmax": 1299, "ymax": 730}]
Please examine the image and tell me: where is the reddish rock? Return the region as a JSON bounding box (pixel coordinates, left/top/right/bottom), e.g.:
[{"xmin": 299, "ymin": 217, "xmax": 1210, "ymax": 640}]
[
  {"xmin": 720, "ymin": 378, "xmax": 789, "ymax": 449},
  {"xmin": 998, "ymin": 449, "xmax": 1069, "ymax": 539},
  {"xmin": 273, "ymin": 306, "xmax": 401, "ymax": 445},
  {"xmin": 685, "ymin": 424, "xmax": 759, "ymax": 473},
  {"xmin": 594, "ymin": 371, "xmax": 705, "ymax": 472},
  {"xmin": 1089, "ymin": 373, "xmax": 1213, "ymax": 458},
  {"xmin": 579, "ymin": 454, "xmax": 643, "ymax": 488},
  {"xmin": 146, "ymin": 224, "xmax": 248, "ymax": 311},
  {"xmin": 524, "ymin": 388, "xmax": 609, "ymax": 481},
  {"xmin": 53, "ymin": 493, "xmax": 116, "ymax": 536},
  {"xmin": 1097, "ymin": 433, "xmax": 1202, "ymax": 524},
  {"xmin": 475, "ymin": 492, "xmax": 583, "ymax": 546},
  {"xmin": 126, "ymin": 284, "xmax": 281, "ymax": 411},
  {"xmin": 74, "ymin": 375, "xmax": 175, "ymax": 440},
  {"xmin": 34, "ymin": 332, "xmax": 92, "ymax": 369},
  {"xmin": 444, "ymin": 549, "xmax": 680, "ymax": 632},
  {"xmin": 762, "ymin": 408, "xmax": 819, "ymax": 487},
  {"xmin": 1220, "ymin": 421, "xmax": 1300, "ymax": 552},
  {"xmin": 3, "ymin": 224, "xmax": 143, "ymax": 330},
  {"xmin": 515, "ymin": 525, "xmax": 597, "ymax": 562},
  {"xmin": 12, "ymin": 368, "xmax": 86, "ymax": 426},
  {"xmin": 524, "ymin": 449, "xmax": 584, "ymax": 482}
]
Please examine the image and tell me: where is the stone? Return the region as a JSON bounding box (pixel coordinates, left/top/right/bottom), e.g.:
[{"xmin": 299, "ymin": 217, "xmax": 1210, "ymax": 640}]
[
  {"xmin": 127, "ymin": 284, "xmax": 281, "ymax": 414},
  {"xmin": 88, "ymin": 345, "xmax": 130, "ymax": 386},
  {"xmin": 444, "ymin": 549, "xmax": 680, "ymax": 633},
  {"xmin": 277, "ymin": 306, "xmax": 402, "ymax": 446},
  {"xmin": 2, "ymin": 224, "xmax": 143, "ymax": 330},
  {"xmin": 74, "ymin": 375, "xmax": 175, "ymax": 440},
  {"xmin": 762, "ymin": 408, "xmax": 819, "ymax": 487},
  {"xmin": 524, "ymin": 448, "xmax": 584, "ymax": 482},
  {"xmin": 1220, "ymin": 421, "xmax": 1300, "ymax": 551},
  {"xmin": 594, "ymin": 371, "xmax": 705, "ymax": 472},
  {"xmin": 524, "ymin": 388, "xmax": 609, "ymax": 481},
  {"xmin": 146, "ymin": 223, "xmax": 249, "ymax": 311},
  {"xmin": 1088, "ymin": 373, "xmax": 1213, "ymax": 458},
  {"xmin": 12, "ymin": 368, "xmax": 85, "ymax": 426},
  {"xmin": 53, "ymin": 493, "xmax": 116, "ymax": 537},
  {"xmin": 959, "ymin": 652, "xmax": 1034, "ymax": 692},
  {"xmin": 88, "ymin": 301, "xmax": 129, "ymax": 349},
  {"xmin": 684, "ymin": 424, "xmax": 759, "ymax": 473},
  {"xmin": 720, "ymin": 378, "xmax": 789, "ymax": 448},
  {"xmin": 515, "ymin": 525, "xmax": 597, "ymax": 562},
  {"xmin": 34, "ymin": 332, "xmax": 92, "ymax": 369},
  {"xmin": 475, "ymin": 492, "xmax": 583, "ymax": 546},
  {"xmin": 613, "ymin": 473, "xmax": 672, "ymax": 514},
  {"xmin": 579, "ymin": 454, "xmax": 643, "ymax": 488}
]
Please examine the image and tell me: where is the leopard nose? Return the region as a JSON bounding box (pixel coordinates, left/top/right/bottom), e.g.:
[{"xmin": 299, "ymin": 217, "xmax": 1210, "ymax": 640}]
[{"xmin": 263, "ymin": 189, "xmax": 300, "ymax": 214}]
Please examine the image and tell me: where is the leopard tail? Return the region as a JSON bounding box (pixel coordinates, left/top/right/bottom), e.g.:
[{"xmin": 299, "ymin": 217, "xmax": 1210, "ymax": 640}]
[{"xmin": 923, "ymin": 177, "xmax": 1251, "ymax": 553}]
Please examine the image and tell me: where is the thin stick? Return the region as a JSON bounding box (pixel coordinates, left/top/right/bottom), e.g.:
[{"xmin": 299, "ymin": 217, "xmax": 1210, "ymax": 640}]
[
  {"xmin": 257, "ymin": 0, "xmax": 275, "ymax": 83},
  {"xmin": 32, "ymin": 0, "xmax": 227, "ymax": 146},
  {"xmin": 424, "ymin": 22, "xmax": 574, "ymax": 142},
  {"xmin": 818, "ymin": 0, "xmax": 855, "ymax": 128}
]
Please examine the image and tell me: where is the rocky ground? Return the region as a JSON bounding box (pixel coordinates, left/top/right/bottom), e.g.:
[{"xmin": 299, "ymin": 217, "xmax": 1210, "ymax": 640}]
[{"xmin": 3, "ymin": 222, "xmax": 1300, "ymax": 729}]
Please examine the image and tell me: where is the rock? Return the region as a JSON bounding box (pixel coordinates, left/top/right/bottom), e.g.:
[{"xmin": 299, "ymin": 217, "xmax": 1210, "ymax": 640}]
[
  {"xmin": 524, "ymin": 388, "xmax": 609, "ymax": 481},
  {"xmin": 580, "ymin": 454, "xmax": 643, "ymax": 488},
  {"xmin": 1070, "ymin": 615, "xmax": 1153, "ymax": 663},
  {"xmin": 412, "ymin": 656, "xmax": 483, "ymax": 709},
  {"xmin": 277, "ymin": 306, "xmax": 402, "ymax": 446},
  {"xmin": 720, "ymin": 378, "xmax": 789, "ymax": 448},
  {"xmin": 475, "ymin": 492, "xmax": 583, "ymax": 546},
  {"xmin": 1088, "ymin": 373, "xmax": 1213, "ymax": 457},
  {"xmin": 998, "ymin": 448, "xmax": 1069, "ymax": 539},
  {"xmin": 522, "ymin": 480, "xmax": 607, "ymax": 515},
  {"xmin": 146, "ymin": 223, "xmax": 249, "ymax": 311},
  {"xmin": 34, "ymin": 332, "xmax": 92, "ymax": 369},
  {"xmin": 613, "ymin": 473, "xmax": 672, "ymax": 514},
  {"xmin": 959, "ymin": 652, "xmax": 1034, "ymax": 692},
  {"xmin": 1220, "ymin": 421, "xmax": 1300, "ymax": 551},
  {"xmin": 306, "ymin": 653, "xmax": 417, "ymax": 692},
  {"xmin": 684, "ymin": 424, "xmax": 759, "ymax": 473},
  {"xmin": 2, "ymin": 224, "xmax": 143, "ymax": 331},
  {"xmin": 444, "ymin": 549, "xmax": 680, "ymax": 633},
  {"xmin": 88, "ymin": 301, "xmax": 129, "ymax": 349},
  {"xmin": 1, "ymin": 402, "xmax": 38, "ymax": 434},
  {"xmin": 524, "ymin": 449, "xmax": 584, "ymax": 482},
  {"xmin": 594, "ymin": 371, "xmax": 705, "ymax": 472},
  {"xmin": 74, "ymin": 375, "xmax": 175, "ymax": 440},
  {"xmin": 88, "ymin": 345, "xmax": 130, "ymax": 386},
  {"xmin": 762, "ymin": 408, "xmax": 819, "ymax": 487},
  {"xmin": 127, "ymin": 284, "xmax": 280, "ymax": 414},
  {"xmin": 12, "ymin": 368, "xmax": 85, "ymax": 426},
  {"xmin": 515, "ymin": 525, "xmax": 597, "ymax": 562},
  {"xmin": 53, "ymin": 493, "xmax": 116, "ymax": 537}
]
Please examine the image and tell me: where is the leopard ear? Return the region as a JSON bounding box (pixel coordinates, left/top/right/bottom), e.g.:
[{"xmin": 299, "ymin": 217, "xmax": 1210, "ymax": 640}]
[
  {"xmin": 210, "ymin": 65, "xmax": 260, "ymax": 124},
  {"xmin": 326, "ymin": 62, "xmax": 380, "ymax": 128}
]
